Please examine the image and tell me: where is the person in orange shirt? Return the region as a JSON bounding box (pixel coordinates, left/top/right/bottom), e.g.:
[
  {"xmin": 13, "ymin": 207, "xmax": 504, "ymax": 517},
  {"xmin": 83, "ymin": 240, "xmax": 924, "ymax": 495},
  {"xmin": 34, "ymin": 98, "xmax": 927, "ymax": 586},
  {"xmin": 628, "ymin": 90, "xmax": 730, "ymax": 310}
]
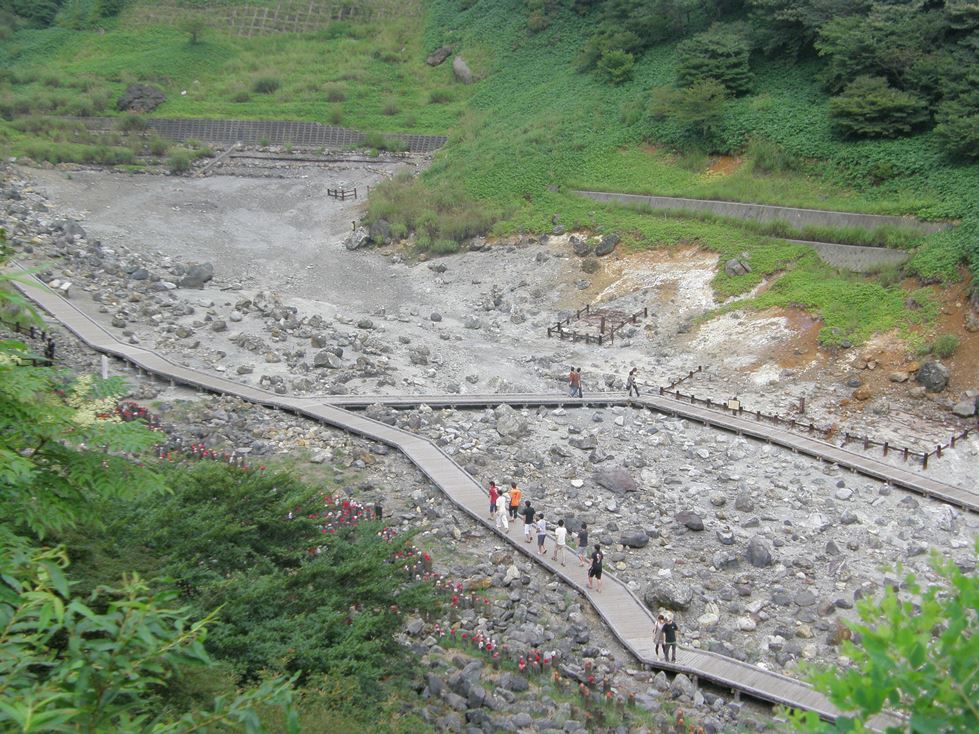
[{"xmin": 508, "ymin": 482, "xmax": 522, "ymax": 521}]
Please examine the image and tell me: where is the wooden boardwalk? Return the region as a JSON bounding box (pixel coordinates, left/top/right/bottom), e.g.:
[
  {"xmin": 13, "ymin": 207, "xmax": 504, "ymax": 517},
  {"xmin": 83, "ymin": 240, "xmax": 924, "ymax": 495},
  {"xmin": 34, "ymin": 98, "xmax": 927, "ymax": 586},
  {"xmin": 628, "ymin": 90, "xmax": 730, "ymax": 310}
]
[{"xmin": 6, "ymin": 268, "xmax": 924, "ymax": 726}]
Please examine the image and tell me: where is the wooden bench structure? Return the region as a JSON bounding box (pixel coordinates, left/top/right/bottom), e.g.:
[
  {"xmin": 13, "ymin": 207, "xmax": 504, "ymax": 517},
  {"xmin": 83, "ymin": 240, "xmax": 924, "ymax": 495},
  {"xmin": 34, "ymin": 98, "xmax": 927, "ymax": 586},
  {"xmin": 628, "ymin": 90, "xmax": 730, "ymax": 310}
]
[{"xmin": 11, "ymin": 264, "xmax": 965, "ymax": 727}]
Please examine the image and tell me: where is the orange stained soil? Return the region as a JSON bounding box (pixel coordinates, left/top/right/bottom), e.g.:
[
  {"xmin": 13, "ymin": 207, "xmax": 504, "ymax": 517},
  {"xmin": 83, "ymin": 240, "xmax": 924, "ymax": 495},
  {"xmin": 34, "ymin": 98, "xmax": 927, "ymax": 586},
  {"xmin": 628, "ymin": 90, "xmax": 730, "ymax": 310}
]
[{"xmin": 706, "ymin": 155, "xmax": 742, "ymax": 176}]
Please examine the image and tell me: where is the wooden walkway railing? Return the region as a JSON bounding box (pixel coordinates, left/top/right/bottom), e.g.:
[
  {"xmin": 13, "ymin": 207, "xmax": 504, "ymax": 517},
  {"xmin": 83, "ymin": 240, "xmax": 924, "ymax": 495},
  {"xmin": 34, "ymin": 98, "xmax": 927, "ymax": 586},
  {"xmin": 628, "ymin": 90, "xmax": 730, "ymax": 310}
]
[{"xmin": 2, "ymin": 267, "xmax": 929, "ymax": 726}]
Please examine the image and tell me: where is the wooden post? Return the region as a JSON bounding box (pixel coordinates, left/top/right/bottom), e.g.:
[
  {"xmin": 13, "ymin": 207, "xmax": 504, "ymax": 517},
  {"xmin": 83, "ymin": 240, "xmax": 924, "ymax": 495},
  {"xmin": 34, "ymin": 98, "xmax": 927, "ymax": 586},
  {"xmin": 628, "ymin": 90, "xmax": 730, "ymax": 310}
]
[
  {"xmin": 843, "ymin": 432, "xmax": 849, "ymax": 445},
  {"xmin": 600, "ymin": 316, "xmax": 606, "ymax": 333},
  {"xmin": 936, "ymin": 444, "xmax": 942, "ymax": 458},
  {"xmin": 799, "ymin": 397, "xmax": 806, "ymax": 413},
  {"xmin": 883, "ymin": 441, "xmax": 889, "ymax": 456},
  {"xmin": 922, "ymin": 453, "xmax": 929, "ymax": 469}
]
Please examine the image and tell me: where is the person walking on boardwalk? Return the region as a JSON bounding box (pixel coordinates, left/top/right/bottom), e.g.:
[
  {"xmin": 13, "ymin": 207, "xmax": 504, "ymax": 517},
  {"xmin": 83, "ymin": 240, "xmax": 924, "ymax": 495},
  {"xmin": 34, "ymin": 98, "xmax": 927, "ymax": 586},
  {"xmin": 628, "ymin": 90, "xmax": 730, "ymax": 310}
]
[
  {"xmin": 662, "ymin": 614, "xmax": 679, "ymax": 662},
  {"xmin": 552, "ymin": 519, "xmax": 568, "ymax": 566},
  {"xmin": 576, "ymin": 522, "xmax": 589, "ymax": 566},
  {"xmin": 587, "ymin": 544, "xmax": 604, "ymax": 591},
  {"xmin": 488, "ymin": 481, "xmax": 499, "ymax": 521},
  {"xmin": 626, "ymin": 367, "xmax": 640, "ymax": 398},
  {"xmin": 535, "ymin": 514, "xmax": 547, "ymax": 555},
  {"xmin": 495, "ymin": 489, "xmax": 510, "ymax": 533},
  {"xmin": 574, "ymin": 367, "xmax": 583, "ymax": 398},
  {"xmin": 654, "ymin": 613, "xmax": 666, "ymax": 657},
  {"xmin": 508, "ymin": 482, "xmax": 522, "ymax": 521},
  {"xmin": 522, "ymin": 500, "xmax": 536, "ymax": 544},
  {"xmin": 568, "ymin": 366, "xmax": 577, "ymax": 397}
]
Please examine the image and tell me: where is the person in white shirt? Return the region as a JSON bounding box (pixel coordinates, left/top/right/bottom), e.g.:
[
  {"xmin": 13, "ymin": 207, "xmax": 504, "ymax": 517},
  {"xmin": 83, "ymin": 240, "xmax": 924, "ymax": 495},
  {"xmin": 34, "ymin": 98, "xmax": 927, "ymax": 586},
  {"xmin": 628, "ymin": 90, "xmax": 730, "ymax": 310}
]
[
  {"xmin": 552, "ymin": 519, "xmax": 568, "ymax": 566},
  {"xmin": 495, "ymin": 492, "xmax": 509, "ymax": 533}
]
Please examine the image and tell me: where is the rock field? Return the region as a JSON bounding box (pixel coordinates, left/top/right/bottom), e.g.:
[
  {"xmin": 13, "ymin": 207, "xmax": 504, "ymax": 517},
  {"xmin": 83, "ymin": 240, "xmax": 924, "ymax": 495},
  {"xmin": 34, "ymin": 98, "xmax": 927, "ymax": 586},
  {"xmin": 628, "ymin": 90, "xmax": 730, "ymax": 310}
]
[{"xmin": 2, "ymin": 161, "xmax": 977, "ymax": 732}]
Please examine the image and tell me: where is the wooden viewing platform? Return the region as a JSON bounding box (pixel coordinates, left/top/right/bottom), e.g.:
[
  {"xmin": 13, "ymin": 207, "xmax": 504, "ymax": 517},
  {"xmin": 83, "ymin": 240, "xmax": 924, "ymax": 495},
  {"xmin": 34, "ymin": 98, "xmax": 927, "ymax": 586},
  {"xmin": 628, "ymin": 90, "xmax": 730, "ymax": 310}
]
[{"xmin": 6, "ymin": 265, "xmax": 946, "ymax": 727}]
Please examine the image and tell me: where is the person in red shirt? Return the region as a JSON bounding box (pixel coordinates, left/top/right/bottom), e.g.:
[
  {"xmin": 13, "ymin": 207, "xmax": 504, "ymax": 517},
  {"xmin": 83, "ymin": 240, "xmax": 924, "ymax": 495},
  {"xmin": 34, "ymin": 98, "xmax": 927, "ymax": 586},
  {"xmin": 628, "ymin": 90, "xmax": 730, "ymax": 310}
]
[{"xmin": 488, "ymin": 481, "xmax": 499, "ymax": 520}]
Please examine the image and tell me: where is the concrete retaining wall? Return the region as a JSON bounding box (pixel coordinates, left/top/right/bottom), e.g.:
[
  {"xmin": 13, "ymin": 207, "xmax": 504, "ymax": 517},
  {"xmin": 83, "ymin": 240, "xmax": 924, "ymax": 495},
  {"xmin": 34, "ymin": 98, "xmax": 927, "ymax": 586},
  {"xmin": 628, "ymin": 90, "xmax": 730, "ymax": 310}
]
[
  {"xmin": 75, "ymin": 117, "xmax": 447, "ymax": 154},
  {"xmin": 575, "ymin": 190, "xmax": 948, "ymax": 234},
  {"xmin": 789, "ymin": 240, "xmax": 909, "ymax": 273}
]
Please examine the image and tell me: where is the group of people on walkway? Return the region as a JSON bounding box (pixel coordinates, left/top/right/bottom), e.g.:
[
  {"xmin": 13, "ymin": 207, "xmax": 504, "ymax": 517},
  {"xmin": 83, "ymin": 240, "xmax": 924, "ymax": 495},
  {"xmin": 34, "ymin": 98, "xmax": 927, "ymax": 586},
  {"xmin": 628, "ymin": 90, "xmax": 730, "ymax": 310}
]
[
  {"xmin": 488, "ymin": 481, "xmax": 605, "ymax": 591},
  {"xmin": 567, "ymin": 366, "xmax": 642, "ymax": 398},
  {"xmin": 488, "ymin": 479, "xmax": 680, "ymax": 662}
]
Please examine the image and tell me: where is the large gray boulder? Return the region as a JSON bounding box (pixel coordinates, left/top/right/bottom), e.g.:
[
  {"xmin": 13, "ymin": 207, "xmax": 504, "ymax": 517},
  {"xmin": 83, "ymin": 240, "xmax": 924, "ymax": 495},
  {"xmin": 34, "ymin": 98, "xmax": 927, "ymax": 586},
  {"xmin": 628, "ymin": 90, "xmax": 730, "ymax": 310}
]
[
  {"xmin": 426, "ymin": 46, "xmax": 452, "ymax": 66},
  {"xmin": 593, "ymin": 466, "xmax": 637, "ymax": 494},
  {"xmin": 915, "ymin": 360, "xmax": 949, "ymax": 392},
  {"xmin": 453, "ymin": 55, "xmax": 474, "ymax": 84},
  {"xmin": 117, "ymin": 83, "xmax": 165, "ymax": 112},
  {"xmin": 644, "ymin": 581, "xmax": 693, "ymax": 611},
  {"xmin": 345, "ymin": 227, "xmax": 369, "ymax": 251},
  {"xmin": 619, "ymin": 531, "xmax": 649, "ymax": 548},
  {"xmin": 178, "ymin": 262, "xmax": 214, "ymax": 289},
  {"xmin": 594, "ymin": 233, "xmax": 619, "ymax": 257},
  {"xmin": 313, "ymin": 350, "xmax": 341, "ymax": 369},
  {"xmin": 494, "ymin": 404, "xmax": 529, "ymax": 438}
]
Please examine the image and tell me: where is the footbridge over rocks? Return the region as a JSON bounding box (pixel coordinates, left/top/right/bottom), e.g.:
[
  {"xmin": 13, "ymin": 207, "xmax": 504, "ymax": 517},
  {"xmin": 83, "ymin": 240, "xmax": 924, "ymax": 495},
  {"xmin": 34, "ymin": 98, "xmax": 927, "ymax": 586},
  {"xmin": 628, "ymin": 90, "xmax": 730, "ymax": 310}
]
[{"xmin": 10, "ymin": 264, "xmax": 954, "ymax": 729}]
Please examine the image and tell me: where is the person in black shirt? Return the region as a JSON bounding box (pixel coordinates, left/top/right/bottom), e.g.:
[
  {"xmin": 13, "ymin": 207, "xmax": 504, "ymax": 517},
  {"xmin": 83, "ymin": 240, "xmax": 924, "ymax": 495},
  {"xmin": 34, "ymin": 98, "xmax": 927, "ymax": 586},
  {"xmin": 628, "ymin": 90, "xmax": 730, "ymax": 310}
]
[
  {"xmin": 587, "ymin": 544, "xmax": 603, "ymax": 591},
  {"xmin": 522, "ymin": 500, "xmax": 535, "ymax": 544},
  {"xmin": 576, "ymin": 522, "xmax": 588, "ymax": 567},
  {"xmin": 662, "ymin": 616, "xmax": 679, "ymax": 662}
]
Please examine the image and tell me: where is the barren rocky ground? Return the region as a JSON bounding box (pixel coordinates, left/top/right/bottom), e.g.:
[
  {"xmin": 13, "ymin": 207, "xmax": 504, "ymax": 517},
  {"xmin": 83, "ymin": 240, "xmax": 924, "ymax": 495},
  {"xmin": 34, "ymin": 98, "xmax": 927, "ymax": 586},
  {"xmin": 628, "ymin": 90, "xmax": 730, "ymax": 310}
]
[{"xmin": 3, "ymin": 159, "xmax": 977, "ymax": 732}]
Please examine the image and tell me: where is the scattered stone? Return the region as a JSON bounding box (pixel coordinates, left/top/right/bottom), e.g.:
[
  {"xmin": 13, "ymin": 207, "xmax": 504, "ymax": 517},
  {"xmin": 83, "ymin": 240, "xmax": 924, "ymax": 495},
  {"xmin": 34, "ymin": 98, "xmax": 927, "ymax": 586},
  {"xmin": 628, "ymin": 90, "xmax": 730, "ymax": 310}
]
[
  {"xmin": 746, "ymin": 536, "xmax": 774, "ymax": 568},
  {"xmin": 676, "ymin": 510, "xmax": 704, "ymax": 531},
  {"xmin": 724, "ymin": 259, "xmax": 751, "ymax": 277},
  {"xmin": 952, "ymin": 399, "xmax": 976, "ymax": 417}
]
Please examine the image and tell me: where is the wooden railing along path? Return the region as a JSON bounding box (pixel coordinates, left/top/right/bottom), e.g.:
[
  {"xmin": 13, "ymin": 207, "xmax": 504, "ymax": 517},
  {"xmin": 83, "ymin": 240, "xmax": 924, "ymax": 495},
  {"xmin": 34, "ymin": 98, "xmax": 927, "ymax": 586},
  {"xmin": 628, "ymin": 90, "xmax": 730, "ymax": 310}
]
[{"xmin": 5, "ymin": 267, "xmax": 940, "ymax": 726}]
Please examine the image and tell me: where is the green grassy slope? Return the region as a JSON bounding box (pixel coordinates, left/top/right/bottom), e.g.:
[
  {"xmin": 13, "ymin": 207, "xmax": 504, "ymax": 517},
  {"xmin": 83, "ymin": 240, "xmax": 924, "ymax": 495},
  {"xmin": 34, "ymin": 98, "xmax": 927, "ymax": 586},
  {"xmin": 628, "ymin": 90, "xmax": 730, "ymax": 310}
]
[
  {"xmin": 392, "ymin": 0, "xmax": 976, "ymax": 344},
  {"xmin": 0, "ymin": 18, "xmax": 469, "ymax": 135}
]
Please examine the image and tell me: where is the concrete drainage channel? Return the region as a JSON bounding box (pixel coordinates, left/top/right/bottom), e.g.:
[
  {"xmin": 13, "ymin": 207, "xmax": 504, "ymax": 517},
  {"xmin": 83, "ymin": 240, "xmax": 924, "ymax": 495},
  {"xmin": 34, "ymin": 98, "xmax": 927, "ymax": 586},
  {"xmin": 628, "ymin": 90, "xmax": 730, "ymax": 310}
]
[{"xmin": 574, "ymin": 190, "xmax": 951, "ymax": 274}]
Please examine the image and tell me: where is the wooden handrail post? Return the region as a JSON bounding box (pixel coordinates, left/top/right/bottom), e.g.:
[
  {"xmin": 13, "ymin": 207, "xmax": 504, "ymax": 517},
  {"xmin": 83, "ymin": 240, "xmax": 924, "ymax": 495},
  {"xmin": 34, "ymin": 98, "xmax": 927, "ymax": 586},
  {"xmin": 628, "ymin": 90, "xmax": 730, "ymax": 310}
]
[{"xmin": 883, "ymin": 441, "xmax": 888, "ymax": 456}]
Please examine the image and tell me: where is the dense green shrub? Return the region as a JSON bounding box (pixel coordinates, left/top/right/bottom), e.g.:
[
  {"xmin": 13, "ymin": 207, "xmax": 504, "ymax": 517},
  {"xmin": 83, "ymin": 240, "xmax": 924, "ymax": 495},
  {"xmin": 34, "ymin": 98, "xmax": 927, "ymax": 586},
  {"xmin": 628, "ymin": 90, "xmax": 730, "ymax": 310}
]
[
  {"xmin": 934, "ymin": 103, "xmax": 979, "ymax": 161},
  {"xmin": 932, "ymin": 333, "xmax": 960, "ymax": 358},
  {"xmin": 252, "ymin": 76, "xmax": 281, "ymax": 94},
  {"xmin": 167, "ymin": 150, "xmax": 193, "ymax": 173},
  {"xmin": 650, "ymin": 79, "xmax": 728, "ymax": 150},
  {"xmin": 746, "ymin": 137, "xmax": 801, "ymax": 174},
  {"xmin": 597, "ymin": 48, "xmax": 634, "ymax": 84},
  {"xmin": 676, "ymin": 24, "xmax": 753, "ymax": 95},
  {"xmin": 829, "ymin": 76, "xmax": 928, "ymax": 139}
]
